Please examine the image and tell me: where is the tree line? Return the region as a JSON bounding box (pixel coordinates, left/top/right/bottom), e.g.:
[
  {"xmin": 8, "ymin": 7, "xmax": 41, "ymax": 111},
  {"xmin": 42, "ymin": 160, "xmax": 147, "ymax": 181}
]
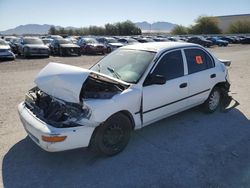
[
  {"xmin": 171, "ymin": 16, "xmax": 250, "ymax": 35},
  {"xmin": 49, "ymin": 20, "xmax": 141, "ymax": 36}
]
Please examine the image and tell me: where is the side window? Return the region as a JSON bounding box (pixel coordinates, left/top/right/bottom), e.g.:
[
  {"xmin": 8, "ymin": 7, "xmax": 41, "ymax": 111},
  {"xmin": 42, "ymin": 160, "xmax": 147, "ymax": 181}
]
[
  {"xmin": 185, "ymin": 48, "xmax": 214, "ymax": 74},
  {"xmin": 153, "ymin": 50, "xmax": 184, "ymax": 80}
]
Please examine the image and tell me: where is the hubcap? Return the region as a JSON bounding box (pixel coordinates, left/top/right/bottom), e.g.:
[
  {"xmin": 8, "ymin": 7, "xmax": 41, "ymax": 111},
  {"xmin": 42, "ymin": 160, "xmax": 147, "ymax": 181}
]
[
  {"xmin": 103, "ymin": 124, "xmax": 124, "ymax": 149},
  {"xmin": 209, "ymin": 90, "xmax": 220, "ymax": 110}
]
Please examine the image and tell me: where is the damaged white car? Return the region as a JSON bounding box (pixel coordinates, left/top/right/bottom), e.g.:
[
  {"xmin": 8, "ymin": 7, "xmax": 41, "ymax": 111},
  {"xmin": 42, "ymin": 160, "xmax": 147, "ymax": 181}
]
[{"xmin": 18, "ymin": 42, "xmax": 232, "ymax": 156}]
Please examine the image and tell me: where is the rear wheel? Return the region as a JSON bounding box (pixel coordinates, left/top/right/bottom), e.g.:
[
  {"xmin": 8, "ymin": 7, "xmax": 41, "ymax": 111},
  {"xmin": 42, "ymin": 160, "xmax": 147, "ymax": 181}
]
[
  {"xmin": 90, "ymin": 113, "xmax": 132, "ymax": 156},
  {"xmin": 202, "ymin": 87, "xmax": 221, "ymax": 113}
]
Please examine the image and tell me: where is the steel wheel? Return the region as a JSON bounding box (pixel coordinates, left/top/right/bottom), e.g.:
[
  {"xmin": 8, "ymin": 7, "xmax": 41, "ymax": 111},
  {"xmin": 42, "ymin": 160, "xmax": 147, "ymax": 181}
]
[
  {"xmin": 208, "ymin": 90, "xmax": 220, "ymax": 111},
  {"xmin": 202, "ymin": 87, "xmax": 221, "ymax": 113},
  {"xmin": 90, "ymin": 113, "xmax": 132, "ymax": 156}
]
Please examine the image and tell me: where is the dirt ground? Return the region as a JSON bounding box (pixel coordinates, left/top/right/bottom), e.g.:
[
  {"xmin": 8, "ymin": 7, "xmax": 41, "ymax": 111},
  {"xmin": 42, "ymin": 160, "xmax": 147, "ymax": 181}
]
[{"xmin": 0, "ymin": 44, "xmax": 250, "ymax": 188}]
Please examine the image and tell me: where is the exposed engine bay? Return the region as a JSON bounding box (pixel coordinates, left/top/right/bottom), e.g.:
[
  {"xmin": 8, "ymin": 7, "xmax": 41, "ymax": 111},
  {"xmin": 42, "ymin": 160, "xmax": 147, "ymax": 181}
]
[
  {"xmin": 24, "ymin": 74, "xmax": 128, "ymax": 128},
  {"xmin": 80, "ymin": 73, "xmax": 128, "ymax": 100}
]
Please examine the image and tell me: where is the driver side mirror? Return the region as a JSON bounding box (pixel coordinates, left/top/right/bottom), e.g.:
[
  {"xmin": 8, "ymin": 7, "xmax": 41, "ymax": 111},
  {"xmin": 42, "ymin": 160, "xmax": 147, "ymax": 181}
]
[{"xmin": 144, "ymin": 74, "xmax": 166, "ymax": 86}]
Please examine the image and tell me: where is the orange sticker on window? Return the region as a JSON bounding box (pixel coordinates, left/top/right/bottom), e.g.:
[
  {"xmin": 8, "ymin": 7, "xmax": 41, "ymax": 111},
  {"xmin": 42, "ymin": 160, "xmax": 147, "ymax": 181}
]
[{"xmin": 195, "ymin": 56, "xmax": 203, "ymax": 64}]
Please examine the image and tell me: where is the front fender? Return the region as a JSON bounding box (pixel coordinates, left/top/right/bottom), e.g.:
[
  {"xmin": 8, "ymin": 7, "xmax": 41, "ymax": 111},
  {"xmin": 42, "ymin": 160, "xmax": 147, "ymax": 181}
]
[{"xmin": 85, "ymin": 87, "xmax": 142, "ymax": 127}]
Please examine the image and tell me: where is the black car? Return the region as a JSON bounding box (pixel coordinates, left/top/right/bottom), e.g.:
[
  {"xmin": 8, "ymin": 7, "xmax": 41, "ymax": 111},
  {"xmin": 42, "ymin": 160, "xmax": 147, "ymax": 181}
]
[
  {"xmin": 50, "ymin": 39, "xmax": 81, "ymax": 56},
  {"xmin": 187, "ymin": 36, "xmax": 213, "ymax": 47},
  {"xmin": 240, "ymin": 37, "xmax": 250, "ymax": 44}
]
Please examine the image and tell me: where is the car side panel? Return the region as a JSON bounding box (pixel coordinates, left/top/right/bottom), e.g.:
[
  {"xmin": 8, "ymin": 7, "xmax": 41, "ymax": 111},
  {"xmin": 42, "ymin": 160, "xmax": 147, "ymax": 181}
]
[{"xmin": 142, "ymin": 76, "xmax": 189, "ymax": 126}]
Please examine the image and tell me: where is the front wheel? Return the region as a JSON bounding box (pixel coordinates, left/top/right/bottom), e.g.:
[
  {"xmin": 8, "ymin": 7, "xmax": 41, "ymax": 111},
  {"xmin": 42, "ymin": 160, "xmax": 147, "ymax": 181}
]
[
  {"xmin": 202, "ymin": 87, "xmax": 221, "ymax": 113},
  {"xmin": 90, "ymin": 113, "xmax": 132, "ymax": 156}
]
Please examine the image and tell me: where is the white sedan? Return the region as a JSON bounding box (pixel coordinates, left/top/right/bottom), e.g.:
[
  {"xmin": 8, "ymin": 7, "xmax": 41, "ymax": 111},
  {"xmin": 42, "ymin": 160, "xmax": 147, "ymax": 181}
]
[{"xmin": 18, "ymin": 42, "xmax": 232, "ymax": 156}]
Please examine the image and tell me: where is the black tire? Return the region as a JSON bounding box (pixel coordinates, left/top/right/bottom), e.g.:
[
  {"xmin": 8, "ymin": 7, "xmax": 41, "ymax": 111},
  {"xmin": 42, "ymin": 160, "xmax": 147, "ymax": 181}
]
[
  {"xmin": 90, "ymin": 113, "xmax": 132, "ymax": 156},
  {"xmin": 107, "ymin": 47, "xmax": 111, "ymax": 53},
  {"xmin": 23, "ymin": 47, "xmax": 29, "ymax": 58},
  {"xmin": 59, "ymin": 48, "xmax": 64, "ymax": 56},
  {"xmin": 202, "ymin": 87, "xmax": 221, "ymax": 113},
  {"xmin": 78, "ymin": 50, "xmax": 81, "ymax": 56}
]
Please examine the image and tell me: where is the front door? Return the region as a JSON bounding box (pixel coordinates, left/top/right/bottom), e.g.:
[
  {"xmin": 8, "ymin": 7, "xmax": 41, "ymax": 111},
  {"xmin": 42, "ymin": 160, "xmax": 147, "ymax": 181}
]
[{"xmin": 142, "ymin": 50, "xmax": 189, "ymax": 126}]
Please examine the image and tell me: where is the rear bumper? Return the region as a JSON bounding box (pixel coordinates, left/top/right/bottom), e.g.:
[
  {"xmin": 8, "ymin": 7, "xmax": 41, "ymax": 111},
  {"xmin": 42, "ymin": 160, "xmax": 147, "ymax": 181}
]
[{"xmin": 18, "ymin": 102, "xmax": 96, "ymax": 152}]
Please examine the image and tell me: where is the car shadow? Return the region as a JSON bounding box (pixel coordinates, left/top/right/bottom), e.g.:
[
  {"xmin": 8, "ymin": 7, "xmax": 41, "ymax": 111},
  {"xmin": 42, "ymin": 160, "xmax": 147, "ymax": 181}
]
[
  {"xmin": 16, "ymin": 56, "xmax": 49, "ymax": 59},
  {"xmin": 2, "ymin": 107, "xmax": 250, "ymax": 188},
  {"xmin": 0, "ymin": 59, "xmax": 15, "ymax": 62}
]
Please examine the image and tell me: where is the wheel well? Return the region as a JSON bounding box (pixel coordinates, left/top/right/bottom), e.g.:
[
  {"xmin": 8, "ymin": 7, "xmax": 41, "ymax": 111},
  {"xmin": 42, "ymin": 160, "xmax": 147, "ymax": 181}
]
[
  {"xmin": 113, "ymin": 110, "xmax": 136, "ymax": 130},
  {"xmin": 213, "ymin": 81, "xmax": 230, "ymax": 91}
]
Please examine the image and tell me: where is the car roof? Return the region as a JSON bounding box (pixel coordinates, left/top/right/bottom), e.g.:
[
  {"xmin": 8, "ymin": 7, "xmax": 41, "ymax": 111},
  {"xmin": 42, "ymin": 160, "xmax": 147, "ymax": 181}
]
[{"xmin": 121, "ymin": 42, "xmax": 199, "ymax": 52}]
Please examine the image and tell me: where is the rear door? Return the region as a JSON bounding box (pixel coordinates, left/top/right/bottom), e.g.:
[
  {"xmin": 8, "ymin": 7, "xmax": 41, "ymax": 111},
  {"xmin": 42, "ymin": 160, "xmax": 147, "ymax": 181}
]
[
  {"xmin": 142, "ymin": 49, "xmax": 189, "ymax": 126},
  {"xmin": 183, "ymin": 48, "xmax": 217, "ymax": 107}
]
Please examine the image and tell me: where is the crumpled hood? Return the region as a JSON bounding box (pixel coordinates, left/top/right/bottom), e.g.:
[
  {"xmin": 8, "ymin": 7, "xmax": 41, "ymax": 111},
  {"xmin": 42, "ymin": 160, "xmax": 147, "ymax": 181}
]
[
  {"xmin": 35, "ymin": 62, "xmax": 129, "ymax": 103},
  {"xmin": 35, "ymin": 63, "xmax": 90, "ymax": 103}
]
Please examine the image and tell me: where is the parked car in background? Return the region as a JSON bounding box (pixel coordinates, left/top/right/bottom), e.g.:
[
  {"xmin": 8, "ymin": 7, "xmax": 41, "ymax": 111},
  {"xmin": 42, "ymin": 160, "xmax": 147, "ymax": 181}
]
[
  {"xmin": 219, "ymin": 36, "xmax": 235, "ymax": 44},
  {"xmin": 49, "ymin": 39, "xmax": 81, "ymax": 56},
  {"xmin": 206, "ymin": 37, "xmax": 228, "ymax": 46},
  {"xmin": 0, "ymin": 39, "xmax": 15, "ymax": 60},
  {"xmin": 65, "ymin": 36, "xmax": 78, "ymax": 44},
  {"xmin": 187, "ymin": 36, "xmax": 213, "ymax": 47},
  {"xmin": 96, "ymin": 37, "xmax": 123, "ymax": 53},
  {"xmin": 240, "ymin": 37, "xmax": 250, "ymax": 44},
  {"xmin": 17, "ymin": 37, "xmax": 49, "ymax": 58},
  {"xmin": 117, "ymin": 37, "xmax": 139, "ymax": 45},
  {"xmin": 77, "ymin": 37, "xmax": 106, "ymax": 54},
  {"xmin": 18, "ymin": 42, "xmax": 232, "ymax": 156},
  {"xmin": 4, "ymin": 36, "xmax": 17, "ymax": 44},
  {"xmin": 136, "ymin": 37, "xmax": 155, "ymax": 43},
  {"xmin": 42, "ymin": 38, "xmax": 53, "ymax": 47},
  {"xmin": 9, "ymin": 37, "xmax": 20, "ymax": 54},
  {"xmin": 48, "ymin": 35, "xmax": 63, "ymax": 40},
  {"xmin": 152, "ymin": 37, "xmax": 169, "ymax": 42}
]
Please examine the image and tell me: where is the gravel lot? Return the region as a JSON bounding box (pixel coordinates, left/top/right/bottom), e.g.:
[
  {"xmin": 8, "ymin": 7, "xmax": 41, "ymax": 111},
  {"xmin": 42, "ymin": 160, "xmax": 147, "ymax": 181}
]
[{"xmin": 0, "ymin": 45, "xmax": 250, "ymax": 188}]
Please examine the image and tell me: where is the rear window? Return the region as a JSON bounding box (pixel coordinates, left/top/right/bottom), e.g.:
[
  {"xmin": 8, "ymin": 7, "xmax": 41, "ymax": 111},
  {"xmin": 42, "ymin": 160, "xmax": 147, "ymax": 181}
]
[{"xmin": 185, "ymin": 48, "xmax": 214, "ymax": 74}]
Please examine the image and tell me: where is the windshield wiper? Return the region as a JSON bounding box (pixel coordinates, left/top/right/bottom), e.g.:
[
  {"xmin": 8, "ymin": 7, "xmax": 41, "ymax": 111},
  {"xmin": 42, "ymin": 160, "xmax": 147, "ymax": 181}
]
[{"xmin": 107, "ymin": 66, "xmax": 121, "ymax": 79}]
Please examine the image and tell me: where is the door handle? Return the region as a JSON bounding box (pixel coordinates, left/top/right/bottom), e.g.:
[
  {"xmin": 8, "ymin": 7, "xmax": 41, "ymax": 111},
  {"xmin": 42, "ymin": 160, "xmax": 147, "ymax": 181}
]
[
  {"xmin": 179, "ymin": 83, "xmax": 187, "ymax": 88},
  {"xmin": 210, "ymin": 74, "xmax": 216, "ymax": 78}
]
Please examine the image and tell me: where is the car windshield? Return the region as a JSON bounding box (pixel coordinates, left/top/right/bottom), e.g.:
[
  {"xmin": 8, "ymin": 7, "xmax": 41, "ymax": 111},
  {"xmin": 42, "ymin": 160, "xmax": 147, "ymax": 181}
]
[
  {"xmin": 23, "ymin": 38, "xmax": 43, "ymax": 45},
  {"xmin": 91, "ymin": 49, "xmax": 156, "ymax": 83},
  {"xmin": 84, "ymin": 38, "xmax": 98, "ymax": 44},
  {"xmin": 42, "ymin": 39, "xmax": 52, "ymax": 44},
  {"xmin": 107, "ymin": 38, "xmax": 118, "ymax": 43},
  {"xmin": 128, "ymin": 38, "xmax": 139, "ymax": 43},
  {"xmin": 4, "ymin": 37, "xmax": 15, "ymax": 42},
  {"xmin": 57, "ymin": 39, "xmax": 72, "ymax": 44}
]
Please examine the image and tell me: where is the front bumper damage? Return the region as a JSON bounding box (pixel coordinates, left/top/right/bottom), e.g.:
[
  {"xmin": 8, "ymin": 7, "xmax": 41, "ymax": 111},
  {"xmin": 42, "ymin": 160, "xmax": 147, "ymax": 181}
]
[{"xmin": 18, "ymin": 102, "xmax": 98, "ymax": 152}]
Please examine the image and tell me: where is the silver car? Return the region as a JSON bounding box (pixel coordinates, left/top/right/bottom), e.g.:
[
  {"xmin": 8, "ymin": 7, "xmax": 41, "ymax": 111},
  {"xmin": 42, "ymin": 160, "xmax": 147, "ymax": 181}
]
[
  {"xmin": 0, "ymin": 39, "xmax": 15, "ymax": 60},
  {"xmin": 17, "ymin": 37, "xmax": 49, "ymax": 58}
]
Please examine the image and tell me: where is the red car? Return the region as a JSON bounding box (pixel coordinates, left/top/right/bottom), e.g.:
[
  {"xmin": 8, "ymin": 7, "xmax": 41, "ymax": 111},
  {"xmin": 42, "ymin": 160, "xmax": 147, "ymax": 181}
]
[{"xmin": 77, "ymin": 37, "xmax": 106, "ymax": 54}]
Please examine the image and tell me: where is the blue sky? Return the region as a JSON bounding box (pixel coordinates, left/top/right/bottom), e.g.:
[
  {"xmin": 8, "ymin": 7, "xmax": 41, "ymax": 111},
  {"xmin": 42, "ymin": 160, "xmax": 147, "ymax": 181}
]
[{"xmin": 0, "ymin": 0, "xmax": 249, "ymax": 30}]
